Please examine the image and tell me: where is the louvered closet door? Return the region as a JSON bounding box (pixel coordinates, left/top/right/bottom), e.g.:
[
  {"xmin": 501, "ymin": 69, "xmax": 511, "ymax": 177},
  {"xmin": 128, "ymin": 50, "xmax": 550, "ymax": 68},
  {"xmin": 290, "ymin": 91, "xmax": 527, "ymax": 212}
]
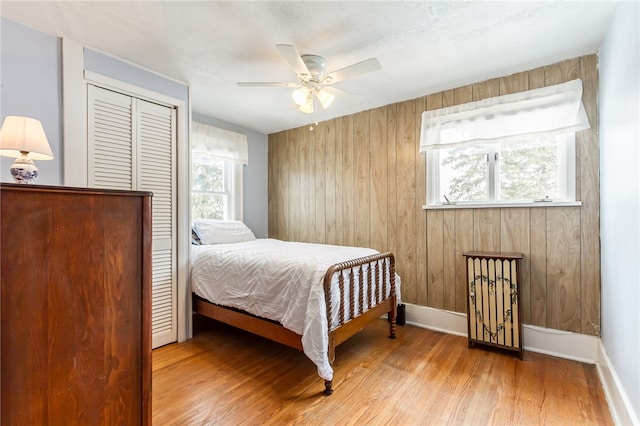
[
  {"xmin": 88, "ymin": 84, "xmax": 177, "ymax": 348},
  {"xmin": 137, "ymin": 100, "xmax": 177, "ymax": 348},
  {"xmin": 88, "ymin": 86, "xmax": 134, "ymax": 189}
]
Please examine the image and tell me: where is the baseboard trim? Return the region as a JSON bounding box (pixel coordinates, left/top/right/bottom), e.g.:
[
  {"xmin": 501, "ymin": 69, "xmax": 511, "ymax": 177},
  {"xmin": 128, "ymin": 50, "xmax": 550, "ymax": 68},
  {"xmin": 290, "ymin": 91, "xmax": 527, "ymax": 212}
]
[
  {"xmin": 404, "ymin": 303, "xmax": 598, "ymax": 362},
  {"xmin": 403, "ymin": 303, "xmax": 637, "ymax": 425},
  {"xmin": 596, "ymin": 340, "xmax": 639, "ymax": 426},
  {"xmin": 522, "ymin": 323, "xmax": 598, "ymax": 363},
  {"xmin": 404, "ymin": 302, "xmax": 468, "ymax": 337}
]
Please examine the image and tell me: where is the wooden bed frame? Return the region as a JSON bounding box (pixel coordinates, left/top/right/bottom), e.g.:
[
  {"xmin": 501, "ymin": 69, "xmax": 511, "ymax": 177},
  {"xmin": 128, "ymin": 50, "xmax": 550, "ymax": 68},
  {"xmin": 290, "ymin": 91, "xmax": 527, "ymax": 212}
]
[{"xmin": 192, "ymin": 251, "xmax": 398, "ymax": 395}]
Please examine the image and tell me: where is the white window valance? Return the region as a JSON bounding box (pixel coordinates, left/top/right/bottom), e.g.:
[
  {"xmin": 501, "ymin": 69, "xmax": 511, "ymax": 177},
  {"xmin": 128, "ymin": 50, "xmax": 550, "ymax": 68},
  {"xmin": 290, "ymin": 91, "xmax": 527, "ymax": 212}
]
[
  {"xmin": 192, "ymin": 121, "xmax": 248, "ymax": 164},
  {"xmin": 419, "ymin": 79, "xmax": 590, "ymax": 152}
]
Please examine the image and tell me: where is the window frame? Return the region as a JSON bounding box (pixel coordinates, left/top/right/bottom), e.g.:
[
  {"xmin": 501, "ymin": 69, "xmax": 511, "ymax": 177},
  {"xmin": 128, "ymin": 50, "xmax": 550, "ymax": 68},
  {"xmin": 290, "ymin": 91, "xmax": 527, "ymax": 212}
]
[
  {"xmin": 425, "ymin": 133, "xmax": 578, "ymax": 208},
  {"xmin": 191, "ymin": 155, "xmax": 243, "ymax": 220}
]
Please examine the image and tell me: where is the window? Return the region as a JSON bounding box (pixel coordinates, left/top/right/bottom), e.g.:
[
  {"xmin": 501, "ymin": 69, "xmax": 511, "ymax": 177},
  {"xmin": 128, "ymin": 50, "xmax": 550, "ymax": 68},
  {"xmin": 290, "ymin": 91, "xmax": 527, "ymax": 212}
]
[
  {"xmin": 428, "ymin": 133, "xmax": 575, "ymax": 204},
  {"xmin": 192, "ymin": 156, "xmax": 232, "ymax": 219},
  {"xmin": 191, "ymin": 122, "xmax": 247, "ymax": 220},
  {"xmin": 420, "ymin": 79, "xmax": 589, "ymax": 207}
]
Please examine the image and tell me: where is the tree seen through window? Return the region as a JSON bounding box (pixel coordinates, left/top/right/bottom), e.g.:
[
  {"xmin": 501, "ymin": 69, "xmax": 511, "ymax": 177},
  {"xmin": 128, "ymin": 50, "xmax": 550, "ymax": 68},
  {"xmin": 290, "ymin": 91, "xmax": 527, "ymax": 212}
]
[
  {"xmin": 191, "ymin": 158, "xmax": 228, "ymax": 219},
  {"xmin": 437, "ymin": 134, "xmax": 567, "ymax": 203}
]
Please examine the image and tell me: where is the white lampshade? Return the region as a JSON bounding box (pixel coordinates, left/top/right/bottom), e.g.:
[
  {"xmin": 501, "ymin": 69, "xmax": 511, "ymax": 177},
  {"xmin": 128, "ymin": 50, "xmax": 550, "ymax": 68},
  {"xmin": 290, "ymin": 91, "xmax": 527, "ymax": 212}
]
[
  {"xmin": 0, "ymin": 116, "xmax": 54, "ymax": 160},
  {"xmin": 292, "ymin": 87, "xmax": 310, "ymax": 106},
  {"xmin": 298, "ymin": 97, "xmax": 314, "ymax": 114},
  {"xmin": 316, "ymin": 89, "xmax": 335, "ymax": 109}
]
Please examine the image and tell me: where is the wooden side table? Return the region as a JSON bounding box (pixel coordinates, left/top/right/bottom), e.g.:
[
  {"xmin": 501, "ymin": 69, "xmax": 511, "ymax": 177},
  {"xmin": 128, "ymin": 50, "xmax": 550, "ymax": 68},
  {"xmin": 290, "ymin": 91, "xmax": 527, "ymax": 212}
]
[{"xmin": 463, "ymin": 251, "xmax": 524, "ymax": 359}]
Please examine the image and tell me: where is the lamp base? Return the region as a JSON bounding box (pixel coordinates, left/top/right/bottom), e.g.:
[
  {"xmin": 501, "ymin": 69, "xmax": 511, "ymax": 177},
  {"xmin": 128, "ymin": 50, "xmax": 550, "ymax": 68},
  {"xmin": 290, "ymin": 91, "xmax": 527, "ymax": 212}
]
[{"xmin": 10, "ymin": 156, "xmax": 38, "ymax": 184}]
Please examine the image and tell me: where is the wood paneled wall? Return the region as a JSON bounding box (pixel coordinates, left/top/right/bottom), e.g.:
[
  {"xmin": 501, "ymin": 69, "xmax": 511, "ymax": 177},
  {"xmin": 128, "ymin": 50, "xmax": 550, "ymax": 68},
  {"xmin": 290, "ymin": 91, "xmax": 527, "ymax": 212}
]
[{"xmin": 268, "ymin": 55, "xmax": 600, "ymax": 336}]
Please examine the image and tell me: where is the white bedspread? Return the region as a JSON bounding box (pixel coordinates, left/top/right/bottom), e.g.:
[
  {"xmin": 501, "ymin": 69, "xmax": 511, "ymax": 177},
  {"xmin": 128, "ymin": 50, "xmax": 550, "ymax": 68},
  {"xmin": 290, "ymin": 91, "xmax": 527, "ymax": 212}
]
[{"xmin": 191, "ymin": 238, "xmax": 400, "ymax": 381}]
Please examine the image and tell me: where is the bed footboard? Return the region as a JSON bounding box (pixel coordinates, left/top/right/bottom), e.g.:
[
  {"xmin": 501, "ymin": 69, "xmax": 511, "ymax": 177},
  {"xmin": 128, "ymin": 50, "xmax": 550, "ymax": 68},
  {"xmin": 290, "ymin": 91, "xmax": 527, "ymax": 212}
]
[
  {"xmin": 322, "ymin": 252, "xmax": 397, "ymax": 395},
  {"xmin": 193, "ymin": 251, "xmax": 398, "ymax": 396}
]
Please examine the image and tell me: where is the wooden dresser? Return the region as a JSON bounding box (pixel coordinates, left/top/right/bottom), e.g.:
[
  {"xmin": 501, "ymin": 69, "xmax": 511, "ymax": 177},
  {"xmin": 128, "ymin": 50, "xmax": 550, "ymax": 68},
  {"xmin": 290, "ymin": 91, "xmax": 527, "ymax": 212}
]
[{"xmin": 0, "ymin": 184, "xmax": 152, "ymax": 425}]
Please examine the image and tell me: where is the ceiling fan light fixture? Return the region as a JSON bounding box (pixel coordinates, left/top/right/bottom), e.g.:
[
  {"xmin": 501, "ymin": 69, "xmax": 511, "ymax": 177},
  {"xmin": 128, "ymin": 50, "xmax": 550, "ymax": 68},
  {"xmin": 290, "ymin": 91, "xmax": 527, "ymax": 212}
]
[
  {"xmin": 239, "ymin": 44, "xmax": 380, "ymax": 116},
  {"xmin": 316, "ymin": 89, "xmax": 335, "ymax": 109},
  {"xmin": 298, "ymin": 97, "xmax": 314, "ymax": 114},
  {"xmin": 292, "ymin": 87, "xmax": 310, "ymax": 106}
]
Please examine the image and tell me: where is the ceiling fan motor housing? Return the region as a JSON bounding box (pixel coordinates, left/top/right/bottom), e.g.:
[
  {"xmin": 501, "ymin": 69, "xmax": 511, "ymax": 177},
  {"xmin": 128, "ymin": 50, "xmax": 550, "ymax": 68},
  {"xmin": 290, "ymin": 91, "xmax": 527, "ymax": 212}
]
[{"xmin": 300, "ymin": 54, "xmax": 327, "ymax": 81}]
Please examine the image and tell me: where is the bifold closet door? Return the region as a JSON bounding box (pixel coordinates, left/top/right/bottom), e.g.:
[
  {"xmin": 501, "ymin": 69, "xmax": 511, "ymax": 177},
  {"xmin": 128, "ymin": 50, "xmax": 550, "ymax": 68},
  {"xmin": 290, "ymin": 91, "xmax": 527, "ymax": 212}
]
[{"xmin": 88, "ymin": 84, "xmax": 177, "ymax": 348}]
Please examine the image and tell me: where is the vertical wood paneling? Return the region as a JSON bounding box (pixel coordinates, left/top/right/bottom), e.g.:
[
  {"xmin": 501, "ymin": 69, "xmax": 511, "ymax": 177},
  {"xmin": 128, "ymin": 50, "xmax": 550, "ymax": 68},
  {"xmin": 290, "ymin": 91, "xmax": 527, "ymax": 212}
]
[
  {"xmin": 314, "ymin": 125, "xmax": 325, "ymax": 243},
  {"xmin": 501, "ymin": 208, "xmax": 531, "ymax": 323},
  {"xmin": 308, "ymin": 129, "xmax": 316, "ymax": 242},
  {"xmin": 325, "ymin": 123, "xmax": 336, "ymax": 244},
  {"xmin": 578, "ymin": 55, "xmax": 601, "ymax": 335},
  {"xmin": 267, "ymin": 132, "xmax": 278, "ymax": 238},
  {"xmin": 330, "ymin": 119, "xmax": 341, "ymax": 245},
  {"xmin": 426, "ymin": 210, "xmax": 444, "ymax": 308},
  {"xmin": 267, "ymin": 55, "xmax": 600, "ymax": 336},
  {"xmin": 341, "ymin": 116, "xmax": 355, "ymax": 246},
  {"xmin": 543, "ymin": 58, "xmax": 584, "ymax": 334},
  {"xmin": 415, "ymin": 96, "xmax": 428, "ymax": 308},
  {"xmin": 288, "ymin": 128, "xmax": 296, "ymax": 240},
  {"xmin": 528, "ymin": 66, "xmax": 545, "ymax": 90},
  {"xmin": 280, "ymin": 131, "xmax": 290, "ymax": 240},
  {"xmin": 473, "ymin": 78, "xmax": 500, "ymax": 101},
  {"xmin": 474, "ymin": 209, "xmax": 501, "ymax": 251},
  {"xmin": 522, "ymin": 79, "xmax": 542, "ymax": 339},
  {"xmin": 275, "ymin": 132, "xmax": 288, "ymax": 239},
  {"xmin": 546, "ymin": 207, "xmax": 582, "ymax": 332},
  {"xmin": 455, "ymin": 209, "xmax": 474, "ymax": 313},
  {"xmin": 397, "ymin": 100, "xmax": 417, "ymax": 303},
  {"xmin": 454, "ymin": 85, "xmax": 473, "ymax": 106},
  {"xmin": 299, "ymin": 126, "xmax": 311, "ymax": 243},
  {"xmin": 288, "ymin": 128, "xmax": 301, "ymax": 242},
  {"xmin": 545, "ymin": 58, "xmax": 580, "ymax": 84},
  {"xmin": 354, "ymin": 111, "xmax": 371, "ymax": 247},
  {"xmin": 443, "ymin": 211, "xmax": 456, "ymax": 311},
  {"xmin": 370, "ymin": 107, "xmax": 387, "ymax": 251},
  {"xmin": 442, "ymin": 89, "xmax": 455, "ymax": 108},
  {"xmin": 426, "ymin": 92, "xmax": 456, "ymax": 310},
  {"xmin": 386, "ymin": 105, "xmax": 398, "ymax": 263},
  {"xmin": 529, "ymin": 208, "xmax": 547, "ymax": 327},
  {"xmin": 500, "ymin": 71, "xmax": 528, "ymax": 95}
]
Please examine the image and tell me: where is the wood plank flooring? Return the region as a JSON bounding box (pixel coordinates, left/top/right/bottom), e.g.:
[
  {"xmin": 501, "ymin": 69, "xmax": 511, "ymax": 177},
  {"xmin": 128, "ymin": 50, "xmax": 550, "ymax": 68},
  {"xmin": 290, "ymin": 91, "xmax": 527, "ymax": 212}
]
[{"xmin": 152, "ymin": 317, "xmax": 612, "ymax": 425}]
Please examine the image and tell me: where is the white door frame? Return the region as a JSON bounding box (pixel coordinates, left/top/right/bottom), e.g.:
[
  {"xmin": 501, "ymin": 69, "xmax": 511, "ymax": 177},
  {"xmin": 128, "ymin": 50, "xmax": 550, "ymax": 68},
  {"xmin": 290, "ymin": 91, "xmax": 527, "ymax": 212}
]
[{"xmin": 62, "ymin": 38, "xmax": 191, "ymax": 343}]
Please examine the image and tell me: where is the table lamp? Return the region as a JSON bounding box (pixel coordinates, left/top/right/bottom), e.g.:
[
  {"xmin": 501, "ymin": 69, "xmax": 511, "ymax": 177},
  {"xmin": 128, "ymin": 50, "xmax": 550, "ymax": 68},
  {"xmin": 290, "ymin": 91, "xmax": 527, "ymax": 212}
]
[{"xmin": 0, "ymin": 116, "xmax": 54, "ymax": 184}]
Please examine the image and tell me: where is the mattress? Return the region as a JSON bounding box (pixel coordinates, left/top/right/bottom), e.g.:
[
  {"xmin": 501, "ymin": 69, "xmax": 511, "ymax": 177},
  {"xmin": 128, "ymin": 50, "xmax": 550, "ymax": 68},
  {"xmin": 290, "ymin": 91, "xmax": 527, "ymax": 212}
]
[{"xmin": 191, "ymin": 238, "xmax": 400, "ymax": 381}]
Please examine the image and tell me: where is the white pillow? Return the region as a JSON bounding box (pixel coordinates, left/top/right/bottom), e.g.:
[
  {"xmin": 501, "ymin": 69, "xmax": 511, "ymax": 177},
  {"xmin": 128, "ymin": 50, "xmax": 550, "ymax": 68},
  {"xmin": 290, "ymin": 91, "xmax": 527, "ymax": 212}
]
[{"xmin": 192, "ymin": 219, "xmax": 256, "ymax": 244}]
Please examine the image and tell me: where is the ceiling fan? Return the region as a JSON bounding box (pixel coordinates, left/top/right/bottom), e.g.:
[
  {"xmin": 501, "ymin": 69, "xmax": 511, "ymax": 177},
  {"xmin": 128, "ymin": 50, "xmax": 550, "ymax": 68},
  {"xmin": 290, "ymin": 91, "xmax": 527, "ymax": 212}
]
[{"xmin": 237, "ymin": 44, "xmax": 381, "ymax": 114}]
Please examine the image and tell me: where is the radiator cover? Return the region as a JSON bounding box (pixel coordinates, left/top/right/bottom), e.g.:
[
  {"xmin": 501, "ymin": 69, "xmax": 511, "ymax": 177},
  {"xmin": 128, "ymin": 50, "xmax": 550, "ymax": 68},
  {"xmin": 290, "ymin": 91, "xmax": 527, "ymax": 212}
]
[{"xmin": 464, "ymin": 251, "xmax": 524, "ymax": 359}]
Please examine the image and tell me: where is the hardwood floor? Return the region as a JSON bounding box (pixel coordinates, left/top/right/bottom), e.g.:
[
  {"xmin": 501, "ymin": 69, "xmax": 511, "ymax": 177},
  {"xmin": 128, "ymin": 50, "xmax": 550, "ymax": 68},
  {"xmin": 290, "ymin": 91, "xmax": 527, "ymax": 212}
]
[{"xmin": 152, "ymin": 317, "xmax": 612, "ymax": 425}]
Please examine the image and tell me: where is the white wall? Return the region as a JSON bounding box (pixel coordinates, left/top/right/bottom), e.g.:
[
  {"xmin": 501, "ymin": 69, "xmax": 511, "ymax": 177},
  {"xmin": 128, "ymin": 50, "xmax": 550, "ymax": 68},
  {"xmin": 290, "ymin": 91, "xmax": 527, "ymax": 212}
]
[
  {"xmin": 1, "ymin": 16, "xmax": 269, "ymax": 344},
  {"xmin": 0, "ymin": 17, "xmax": 269, "ymax": 237},
  {"xmin": 192, "ymin": 112, "xmax": 269, "ymax": 238},
  {"xmin": 599, "ymin": 1, "xmax": 640, "ymax": 423},
  {"xmin": 84, "ymin": 48, "xmax": 189, "ymax": 102},
  {"xmin": 1, "ymin": 18, "xmax": 62, "ymax": 185}
]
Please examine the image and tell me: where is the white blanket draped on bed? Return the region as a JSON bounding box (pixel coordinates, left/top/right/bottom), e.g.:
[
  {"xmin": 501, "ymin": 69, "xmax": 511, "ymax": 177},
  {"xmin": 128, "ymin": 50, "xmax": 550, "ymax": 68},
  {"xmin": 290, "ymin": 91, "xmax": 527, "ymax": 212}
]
[{"xmin": 191, "ymin": 239, "xmax": 400, "ymax": 381}]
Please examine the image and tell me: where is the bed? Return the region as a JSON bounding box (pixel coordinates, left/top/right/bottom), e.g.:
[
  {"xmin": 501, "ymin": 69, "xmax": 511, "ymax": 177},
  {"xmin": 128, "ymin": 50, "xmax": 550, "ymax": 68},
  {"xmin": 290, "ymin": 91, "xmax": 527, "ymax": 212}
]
[{"xmin": 190, "ymin": 219, "xmax": 400, "ymax": 395}]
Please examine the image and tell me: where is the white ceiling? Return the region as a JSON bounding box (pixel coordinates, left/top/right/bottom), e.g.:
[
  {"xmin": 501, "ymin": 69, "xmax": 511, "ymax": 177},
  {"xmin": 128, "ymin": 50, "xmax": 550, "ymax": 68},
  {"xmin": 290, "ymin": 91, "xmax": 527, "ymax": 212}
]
[{"xmin": 1, "ymin": 1, "xmax": 617, "ymax": 135}]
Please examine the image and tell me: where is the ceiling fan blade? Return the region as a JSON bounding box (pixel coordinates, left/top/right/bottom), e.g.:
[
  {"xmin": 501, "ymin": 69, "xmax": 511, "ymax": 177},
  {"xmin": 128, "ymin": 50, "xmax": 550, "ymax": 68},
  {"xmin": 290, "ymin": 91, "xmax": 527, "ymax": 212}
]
[
  {"xmin": 321, "ymin": 85, "xmax": 356, "ymax": 99},
  {"xmin": 276, "ymin": 44, "xmax": 310, "ymax": 76},
  {"xmin": 324, "ymin": 58, "xmax": 381, "ymax": 84},
  {"xmin": 237, "ymin": 82, "xmax": 299, "ymax": 88}
]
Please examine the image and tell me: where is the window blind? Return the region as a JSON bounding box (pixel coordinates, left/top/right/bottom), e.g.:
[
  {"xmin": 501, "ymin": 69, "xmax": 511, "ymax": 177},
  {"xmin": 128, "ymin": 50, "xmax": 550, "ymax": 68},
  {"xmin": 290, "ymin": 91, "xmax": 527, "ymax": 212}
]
[
  {"xmin": 419, "ymin": 79, "xmax": 590, "ymax": 151},
  {"xmin": 192, "ymin": 121, "xmax": 248, "ymax": 164}
]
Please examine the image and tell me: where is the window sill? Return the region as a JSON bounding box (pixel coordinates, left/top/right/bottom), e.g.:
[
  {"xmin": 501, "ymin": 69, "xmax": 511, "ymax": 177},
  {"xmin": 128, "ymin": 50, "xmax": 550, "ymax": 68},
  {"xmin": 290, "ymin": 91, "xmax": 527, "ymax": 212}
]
[{"xmin": 422, "ymin": 201, "xmax": 582, "ymax": 210}]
